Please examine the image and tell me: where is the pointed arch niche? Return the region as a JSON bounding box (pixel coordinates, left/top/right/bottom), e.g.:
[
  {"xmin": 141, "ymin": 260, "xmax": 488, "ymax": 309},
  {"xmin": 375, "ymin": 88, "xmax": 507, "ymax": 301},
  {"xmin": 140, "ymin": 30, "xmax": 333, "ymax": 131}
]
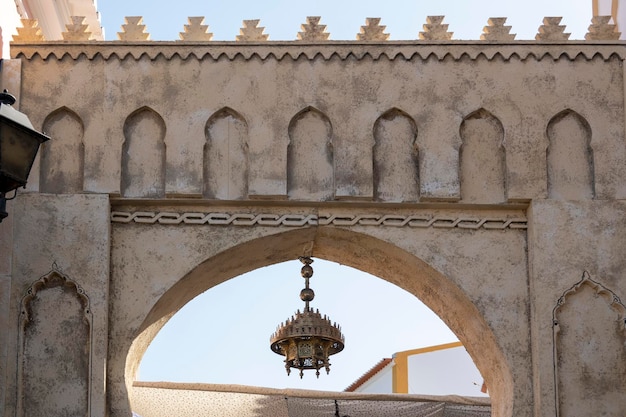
[
  {"xmin": 121, "ymin": 107, "xmax": 166, "ymax": 198},
  {"xmin": 40, "ymin": 107, "xmax": 85, "ymax": 193},
  {"xmin": 287, "ymin": 107, "xmax": 334, "ymax": 200},
  {"xmin": 203, "ymin": 107, "xmax": 249, "ymax": 199},
  {"xmin": 547, "ymin": 110, "xmax": 594, "ymax": 200},
  {"xmin": 459, "ymin": 109, "xmax": 506, "ymax": 203},
  {"xmin": 373, "ymin": 108, "xmax": 419, "ymax": 202},
  {"xmin": 17, "ymin": 269, "xmax": 92, "ymax": 417},
  {"xmin": 553, "ymin": 272, "xmax": 626, "ymax": 416}
]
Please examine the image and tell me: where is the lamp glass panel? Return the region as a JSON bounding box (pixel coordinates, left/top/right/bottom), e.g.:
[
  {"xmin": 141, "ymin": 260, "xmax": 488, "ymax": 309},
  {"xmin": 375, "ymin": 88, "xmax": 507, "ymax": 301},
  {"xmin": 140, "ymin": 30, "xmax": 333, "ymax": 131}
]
[{"xmin": 0, "ymin": 122, "xmax": 41, "ymax": 187}]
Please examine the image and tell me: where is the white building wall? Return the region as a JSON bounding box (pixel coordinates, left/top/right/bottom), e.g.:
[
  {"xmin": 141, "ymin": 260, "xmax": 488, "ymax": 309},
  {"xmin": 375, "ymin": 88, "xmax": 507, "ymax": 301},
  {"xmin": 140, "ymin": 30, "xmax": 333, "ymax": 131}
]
[
  {"xmin": 0, "ymin": 0, "xmax": 103, "ymax": 59},
  {"xmin": 407, "ymin": 345, "xmax": 487, "ymax": 397},
  {"xmin": 352, "ymin": 363, "xmax": 393, "ymax": 394},
  {"xmin": 0, "ymin": 2, "xmax": 22, "ymax": 59}
]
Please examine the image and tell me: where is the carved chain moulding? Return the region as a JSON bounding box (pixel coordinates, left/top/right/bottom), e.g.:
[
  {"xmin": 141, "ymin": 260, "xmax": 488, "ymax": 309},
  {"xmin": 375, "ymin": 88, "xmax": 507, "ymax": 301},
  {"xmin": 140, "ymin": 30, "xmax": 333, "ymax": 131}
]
[{"xmin": 110, "ymin": 210, "xmax": 527, "ymax": 229}]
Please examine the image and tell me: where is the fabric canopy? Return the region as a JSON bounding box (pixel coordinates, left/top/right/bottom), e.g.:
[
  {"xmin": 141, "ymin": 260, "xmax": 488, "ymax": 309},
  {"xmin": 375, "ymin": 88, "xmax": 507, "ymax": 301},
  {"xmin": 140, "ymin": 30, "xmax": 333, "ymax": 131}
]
[{"xmin": 131, "ymin": 382, "xmax": 491, "ymax": 417}]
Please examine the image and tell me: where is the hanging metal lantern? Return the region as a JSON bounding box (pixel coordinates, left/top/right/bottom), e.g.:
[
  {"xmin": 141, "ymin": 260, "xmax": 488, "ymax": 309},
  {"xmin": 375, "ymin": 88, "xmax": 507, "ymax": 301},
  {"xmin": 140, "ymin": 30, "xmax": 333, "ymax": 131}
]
[{"xmin": 270, "ymin": 257, "xmax": 345, "ymax": 378}]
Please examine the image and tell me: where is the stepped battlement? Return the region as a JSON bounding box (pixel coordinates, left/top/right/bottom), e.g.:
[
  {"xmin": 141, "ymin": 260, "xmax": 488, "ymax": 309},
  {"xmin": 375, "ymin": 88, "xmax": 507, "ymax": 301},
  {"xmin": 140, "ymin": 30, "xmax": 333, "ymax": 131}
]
[{"xmin": 8, "ymin": 15, "xmax": 623, "ymax": 43}]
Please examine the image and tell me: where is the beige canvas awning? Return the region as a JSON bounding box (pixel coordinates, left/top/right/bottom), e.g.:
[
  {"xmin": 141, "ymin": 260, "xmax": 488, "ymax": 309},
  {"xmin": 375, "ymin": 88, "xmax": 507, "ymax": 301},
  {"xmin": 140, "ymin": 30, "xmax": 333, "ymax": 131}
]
[{"xmin": 132, "ymin": 382, "xmax": 491, "ymax": 417}]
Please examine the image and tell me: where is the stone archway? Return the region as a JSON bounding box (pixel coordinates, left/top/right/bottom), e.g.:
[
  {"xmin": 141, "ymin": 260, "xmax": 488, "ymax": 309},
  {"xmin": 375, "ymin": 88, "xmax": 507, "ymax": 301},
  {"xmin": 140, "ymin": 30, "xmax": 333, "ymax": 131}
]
[{"xmin": 118, "ymin": 226, "xmax": 513, "ymax": 417}]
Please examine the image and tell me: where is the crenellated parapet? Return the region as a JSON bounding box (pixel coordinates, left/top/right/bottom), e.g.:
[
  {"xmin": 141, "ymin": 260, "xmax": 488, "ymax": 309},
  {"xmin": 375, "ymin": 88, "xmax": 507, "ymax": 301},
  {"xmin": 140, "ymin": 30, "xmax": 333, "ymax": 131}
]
[{"xmin": 9, "ymin": 15, "xmax": 624, "ymax": 42}]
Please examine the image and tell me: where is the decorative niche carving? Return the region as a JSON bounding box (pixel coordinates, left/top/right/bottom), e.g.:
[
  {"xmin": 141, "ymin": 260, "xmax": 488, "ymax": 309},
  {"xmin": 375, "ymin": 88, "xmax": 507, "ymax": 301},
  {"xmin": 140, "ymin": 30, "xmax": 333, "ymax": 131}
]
[
  {"xmin": 459, "ymin": 108, "xmax": 506, "ymax": 203},
  {"xmin": 547, "ymin": 110, "xmax": 594, "ymax": 200},
  {"xmin": 121, "ymin": 107, "xmax": 166, "ymax": 198},
  {"xmin": 552, "ymin": 272, "xmax": 626, "ymax": 417},
  {"xmin": 40, "ymin": 107, "xmax": 85, "ymax": 194},
  {"xmin": 373, "ymin": 108, "xmax": 419, "ymax": 202},
  {"xmin": 287, "ymin": 107, "xmax": 334, "ymax": 201},
  {"xmin": 17, "ymin": 268, "xmax": 92, "ymax": 417},
  {"xmin": 204, "ymin": 107, "xmax": 249, "ymax": 199}
]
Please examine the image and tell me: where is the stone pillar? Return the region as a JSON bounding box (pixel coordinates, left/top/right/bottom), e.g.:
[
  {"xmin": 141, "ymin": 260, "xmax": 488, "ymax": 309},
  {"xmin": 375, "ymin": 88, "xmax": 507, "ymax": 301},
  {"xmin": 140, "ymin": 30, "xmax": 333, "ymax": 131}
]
[
  {"xmin": 528, "ymin": 200, "xmax": 626, "ymax": 417},
  {"xmin": 3, "ymin": 194, "xmax": 110, "ymax": 417}
]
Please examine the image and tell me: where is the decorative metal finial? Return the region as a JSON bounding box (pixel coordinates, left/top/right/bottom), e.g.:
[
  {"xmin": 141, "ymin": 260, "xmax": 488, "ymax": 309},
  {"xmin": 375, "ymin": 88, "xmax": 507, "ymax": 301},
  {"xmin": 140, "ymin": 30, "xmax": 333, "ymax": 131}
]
[
  {"xmin": 0, "ymin": 90, "xmax": 16, "ymax": 106},
  {"xmin": 299, "ymin": 256, "xmax": 315, "ymax": 310}
]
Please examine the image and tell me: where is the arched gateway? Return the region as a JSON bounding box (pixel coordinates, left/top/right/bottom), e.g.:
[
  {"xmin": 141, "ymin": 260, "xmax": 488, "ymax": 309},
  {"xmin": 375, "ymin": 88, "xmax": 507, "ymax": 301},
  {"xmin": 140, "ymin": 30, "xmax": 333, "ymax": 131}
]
[
  {"xmin": 118, "ymin": 226, "xmax": 518, "ymax": 416},
  {"xmin": 2, "ymin": 13, "xmax": 626, "ymax": 417}
]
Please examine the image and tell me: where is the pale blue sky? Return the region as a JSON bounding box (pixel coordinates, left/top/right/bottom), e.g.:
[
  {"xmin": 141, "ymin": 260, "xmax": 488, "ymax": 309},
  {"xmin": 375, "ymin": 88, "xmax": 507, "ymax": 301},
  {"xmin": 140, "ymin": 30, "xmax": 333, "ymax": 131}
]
[
  {"xmin": 96, "ymin": 0, "xmax": 592, "ymax": 392},
  {"xmin": 99, "ymin": 0, "xmax": 591, "ymax": 41},
  {"xmin": 138, "ymin": 260, "xmax": 459, "ymax": 391}
]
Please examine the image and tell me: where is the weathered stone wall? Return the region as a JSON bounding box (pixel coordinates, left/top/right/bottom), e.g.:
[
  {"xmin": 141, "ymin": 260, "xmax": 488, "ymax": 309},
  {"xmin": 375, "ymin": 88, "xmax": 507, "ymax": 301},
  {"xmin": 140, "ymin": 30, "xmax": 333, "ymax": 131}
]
[{"xmin": 1, "ymin": 35, "xmax": 625, "ymax": 417}]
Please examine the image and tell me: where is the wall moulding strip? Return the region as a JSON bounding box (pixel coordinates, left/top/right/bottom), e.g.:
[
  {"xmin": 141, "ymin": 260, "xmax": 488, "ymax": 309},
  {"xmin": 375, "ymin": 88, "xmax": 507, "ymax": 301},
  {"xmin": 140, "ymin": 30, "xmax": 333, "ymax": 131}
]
[
  {"xmin": 10, "ymin": 42, "xmax": 626, "ymax": 62},
  {"xmin": 108, "ymin": 197, "xmax": 529, "ymax": 211}
]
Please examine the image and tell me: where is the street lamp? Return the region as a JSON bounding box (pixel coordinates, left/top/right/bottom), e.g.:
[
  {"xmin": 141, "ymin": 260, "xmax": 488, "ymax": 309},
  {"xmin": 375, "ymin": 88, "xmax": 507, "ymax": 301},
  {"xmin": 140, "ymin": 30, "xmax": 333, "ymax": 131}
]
[{"xmin": 0, "ymin": 89, "xmax": 50, "ymax": 222}]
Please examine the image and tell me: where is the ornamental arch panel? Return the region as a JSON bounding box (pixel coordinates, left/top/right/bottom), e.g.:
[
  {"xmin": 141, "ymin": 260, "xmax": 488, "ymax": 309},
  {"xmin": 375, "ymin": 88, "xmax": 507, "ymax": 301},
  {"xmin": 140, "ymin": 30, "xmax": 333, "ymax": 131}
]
[
  {"xmin": 287, "ymin": 107, "xmax": 334, "ymax": 201},
  {"xmin": 17, "ymin": 269, "xmax": 92, "ymax": 417},
  {"xmin": 459, "ymin": 108, "xmax": 506, "ymax": 203},
  {"xmin": 547, "ymin": 110, "xmax": 594, "ymax": 200},
  {"xmin": 373, "ymin": 108, "xmax": 419, "ymax": 202},
  {"xmin": 204, "ymin": 107, "xmax": 249, "ymax": 199},
  {"xmin": 40, "ymin": 107, "xmax": 85, "ymax": 193},
  {"xmin": 112, "ymin": 227, "xmax": 515, "ymax": 417},
  {"xmin": 553, "ymin": 272, "xmax": 626, "ymax": 417},
  {"xmin": 121, "ymin": 107, "xmax": 166, "ymax": 198}
]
